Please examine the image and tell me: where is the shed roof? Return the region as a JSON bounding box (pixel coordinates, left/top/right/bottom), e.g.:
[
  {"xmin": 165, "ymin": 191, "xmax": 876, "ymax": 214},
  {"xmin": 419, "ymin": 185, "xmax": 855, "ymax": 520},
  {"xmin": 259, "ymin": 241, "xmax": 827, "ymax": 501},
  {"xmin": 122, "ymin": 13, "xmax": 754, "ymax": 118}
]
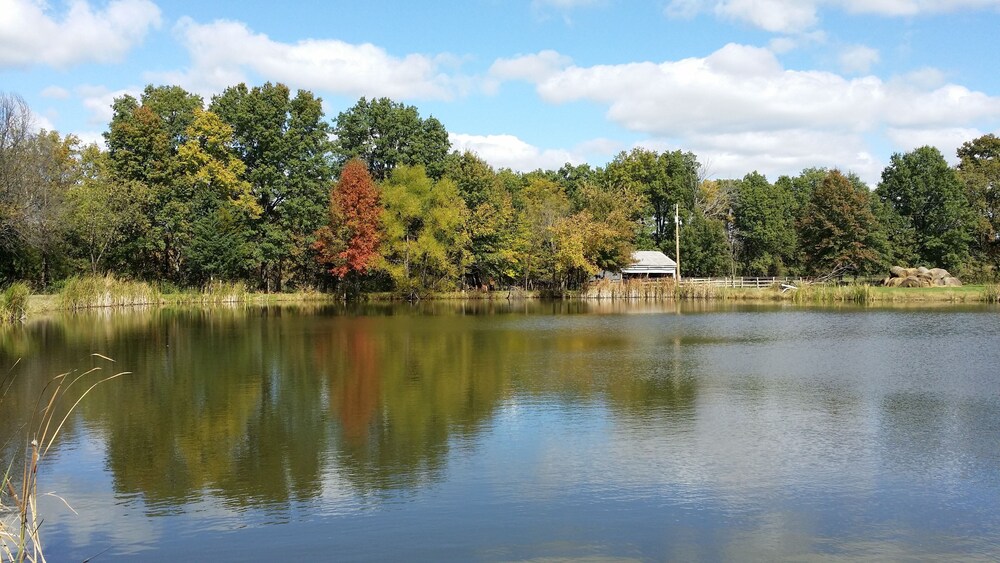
[{"xmin": 622, "ymin": 251, "xmax": 676, "ymax": 274}]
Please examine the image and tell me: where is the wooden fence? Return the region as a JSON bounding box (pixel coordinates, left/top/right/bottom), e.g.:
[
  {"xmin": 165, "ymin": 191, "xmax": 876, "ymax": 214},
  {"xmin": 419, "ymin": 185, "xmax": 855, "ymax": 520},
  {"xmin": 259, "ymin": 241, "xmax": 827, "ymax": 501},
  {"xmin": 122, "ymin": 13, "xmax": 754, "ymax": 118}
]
[{"xmin": 679, "ymin": 277, "xmax": 807, "ymax": 288}]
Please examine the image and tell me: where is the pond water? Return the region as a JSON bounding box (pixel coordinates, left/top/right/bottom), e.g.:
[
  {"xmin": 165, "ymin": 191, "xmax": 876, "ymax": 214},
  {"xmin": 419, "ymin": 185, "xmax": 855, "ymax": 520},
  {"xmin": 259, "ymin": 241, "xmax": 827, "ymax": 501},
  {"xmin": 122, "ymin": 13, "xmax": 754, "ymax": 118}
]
[{"xmin": 2, "ymin": 301, "xmax": 1000, "ymax": 561}]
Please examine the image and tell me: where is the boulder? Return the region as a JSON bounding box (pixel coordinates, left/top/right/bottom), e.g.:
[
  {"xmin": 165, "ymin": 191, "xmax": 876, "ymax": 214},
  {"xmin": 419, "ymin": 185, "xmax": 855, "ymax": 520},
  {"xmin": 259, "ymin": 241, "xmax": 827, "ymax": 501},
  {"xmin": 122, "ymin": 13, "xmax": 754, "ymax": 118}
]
[
  {"xmin": 884, "ymin": 266, "xmax": 962, "ymax": 288},
  {"xmin": 929, "ymin": 268, "xmax": 950, "ymax": 280}
]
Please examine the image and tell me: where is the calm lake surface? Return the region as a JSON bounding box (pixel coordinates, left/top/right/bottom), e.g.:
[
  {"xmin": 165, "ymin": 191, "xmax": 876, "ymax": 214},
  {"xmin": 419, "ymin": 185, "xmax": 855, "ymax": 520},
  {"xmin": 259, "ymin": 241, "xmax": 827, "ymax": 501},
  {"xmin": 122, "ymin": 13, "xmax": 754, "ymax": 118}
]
[{"xmin": 2, "ymin": 301, "xmax": 999, "ymax": 561}]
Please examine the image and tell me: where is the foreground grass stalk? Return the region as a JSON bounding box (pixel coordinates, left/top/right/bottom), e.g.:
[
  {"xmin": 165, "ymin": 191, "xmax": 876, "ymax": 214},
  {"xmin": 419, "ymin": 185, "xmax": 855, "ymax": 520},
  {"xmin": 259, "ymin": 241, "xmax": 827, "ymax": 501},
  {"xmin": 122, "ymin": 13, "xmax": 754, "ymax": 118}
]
[{"xmin": 1, "ymin": 356, "xmax": 129, "ymax": 562}]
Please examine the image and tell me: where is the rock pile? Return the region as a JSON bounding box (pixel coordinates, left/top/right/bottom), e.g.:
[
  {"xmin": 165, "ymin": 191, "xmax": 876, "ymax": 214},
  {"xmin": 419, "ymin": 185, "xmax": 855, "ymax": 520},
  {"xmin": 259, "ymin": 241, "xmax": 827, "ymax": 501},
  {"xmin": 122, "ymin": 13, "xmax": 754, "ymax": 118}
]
[{"xmin": 884, "ymin": 266, "xmax": 962, "ymax": 287}]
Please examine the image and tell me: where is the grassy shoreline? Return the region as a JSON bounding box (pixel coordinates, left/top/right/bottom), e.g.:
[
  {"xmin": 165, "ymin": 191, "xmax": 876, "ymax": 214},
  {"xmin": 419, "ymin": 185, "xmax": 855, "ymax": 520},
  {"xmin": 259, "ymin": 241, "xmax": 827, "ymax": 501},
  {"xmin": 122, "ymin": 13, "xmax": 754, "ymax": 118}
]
[
  {"xmin": 26, "ymin": 291, "xmax": 339, "ymax": 316},
  {"xmin": 583, "ymin": 281, "xmax": 999, "ymax": 304},
  {"xmin": 7, "ymin": 278, "xmax": 998, "ymax": 323}
]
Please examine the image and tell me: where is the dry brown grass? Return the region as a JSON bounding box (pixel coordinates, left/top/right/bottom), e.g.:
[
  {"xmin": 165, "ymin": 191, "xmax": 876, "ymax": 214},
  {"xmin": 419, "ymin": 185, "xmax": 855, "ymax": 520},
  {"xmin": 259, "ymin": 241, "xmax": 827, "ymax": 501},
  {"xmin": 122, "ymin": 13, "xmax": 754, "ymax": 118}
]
[{"xmin": 1, "ymin": 355, "xmax": 129, "ymax": 562}]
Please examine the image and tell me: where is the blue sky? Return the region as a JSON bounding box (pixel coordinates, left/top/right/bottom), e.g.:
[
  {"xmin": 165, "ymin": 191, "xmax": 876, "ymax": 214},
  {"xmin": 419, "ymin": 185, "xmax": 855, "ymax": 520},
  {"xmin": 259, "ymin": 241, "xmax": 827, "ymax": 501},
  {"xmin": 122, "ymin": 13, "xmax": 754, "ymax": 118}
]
[{"xmin": 3, "ymin": 0, "xmax": 1000, "ymax": 184}]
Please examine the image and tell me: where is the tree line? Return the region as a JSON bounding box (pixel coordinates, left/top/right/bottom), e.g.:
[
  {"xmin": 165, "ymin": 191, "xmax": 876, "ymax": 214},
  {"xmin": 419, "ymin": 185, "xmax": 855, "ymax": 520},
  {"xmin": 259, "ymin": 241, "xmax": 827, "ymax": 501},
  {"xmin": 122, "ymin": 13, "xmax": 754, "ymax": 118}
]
[{"xmin": 2, "ymin": 85, "xmax": 998, "ymax": 295}]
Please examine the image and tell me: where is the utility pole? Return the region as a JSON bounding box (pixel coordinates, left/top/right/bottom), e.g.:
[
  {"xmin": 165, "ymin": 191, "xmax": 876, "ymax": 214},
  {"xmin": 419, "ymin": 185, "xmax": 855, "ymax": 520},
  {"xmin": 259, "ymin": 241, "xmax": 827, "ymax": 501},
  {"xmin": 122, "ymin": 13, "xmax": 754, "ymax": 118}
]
[{"xmin": 675, "ymin": 203, "xmax": 681, "ymax": 283}]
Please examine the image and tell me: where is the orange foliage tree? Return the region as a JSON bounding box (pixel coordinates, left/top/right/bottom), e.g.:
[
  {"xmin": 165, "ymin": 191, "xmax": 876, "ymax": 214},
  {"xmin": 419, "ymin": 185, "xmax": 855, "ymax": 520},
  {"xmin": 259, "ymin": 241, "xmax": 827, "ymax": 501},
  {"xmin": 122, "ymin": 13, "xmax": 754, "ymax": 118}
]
[{"xmin": 313, "ymin": 159, "xmax": 382, "ymax": 278}]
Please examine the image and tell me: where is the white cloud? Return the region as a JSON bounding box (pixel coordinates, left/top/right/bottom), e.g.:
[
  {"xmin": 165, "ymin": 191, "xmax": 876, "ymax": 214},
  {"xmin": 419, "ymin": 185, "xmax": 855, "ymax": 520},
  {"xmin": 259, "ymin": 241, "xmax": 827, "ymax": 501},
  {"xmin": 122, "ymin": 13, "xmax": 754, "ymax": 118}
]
[
  {"xmin": 665, "ymin": 0, "xmax": 820, "ymax": 31},
  {"xmin": 674, "ymin": 130, "xmax": 882, "ymax": 183},
  {"xmin": 532, "ymin": 0, "xmax": 605, "ymax": 8},
  {"xmin": 664, "ymin": 0, "xmax": 1000, "ymax": 32},
  {"xmin": 161, "ymin": 18, "xmax": 463, "ymax": 101},
  {"xmin": 576, "ymin": 137, "xmax": 625, "ymax": 156},
  {"xmin": 893, "ymin": 67, "xmax": 947, "ymax": 90},
  {"xmin": 531, "ymin": 44, "xmax": 890, "ymax": 135},
  {"xmin": 839, "ymin": 45, "xmax": 880, "ymax": 74},
  {"xmin": 767, "ymin": 30, "xmax": 827, "ymax": 52},
  {"xmin": 40, "ymin": 86, "xmax": 71, "ymax": 99},
  {"xmin": 494, "ymin": 44, "xmax": 1000, "ymax": 184},
  {"xmin": 31, "ymin": 114, "xmax": 56, "ymax": 134},
  {"xmin": 489, "ymin": 51, "xmax": 574, "ymax": 83},
  {"xmin": 77, "ymin": 85, "xmax": 140, "ymax": 126},
  {"xmin": 839, "ymin": 0, "xmax": 1000, "ymax": 16},
  {"xmin": 664, "ymin": 0, "xmax": 705, "ymax": 19},
  {"xmin": 522, "ymin": 44, "xmax": 1000, "ymax": 134},
  {"xmin": 0, "ymin": 0, "xmax": 161, "ymax": 68},
  {"xmin": 884, "ymin": 127, "xmax": 984, "ymax": 163},
  {"xmin": 73, "ymin": 130, "xmax": 108, "ymax": 148},
  {"xmin": 714, "ymin": 0, "xmax": 819, "ymax": 33},
  {"xmin": 450, "ymin": 133, "xmax": 584, "ymax": 172}
]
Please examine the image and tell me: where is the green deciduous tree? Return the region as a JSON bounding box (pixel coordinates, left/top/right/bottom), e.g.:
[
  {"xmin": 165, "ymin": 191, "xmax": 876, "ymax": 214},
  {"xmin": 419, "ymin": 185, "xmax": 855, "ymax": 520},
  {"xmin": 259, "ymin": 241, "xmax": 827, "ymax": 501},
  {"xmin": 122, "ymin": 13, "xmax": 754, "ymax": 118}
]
[
  {"xmin": 680, "ymin": 179, "xmax": 736, "ymax": 277},
  {"xmin": 445, "ymin": 153, "xmax": 529, "ymax": 288},
  {"xmin": 602, "ymin": 148, "xmax": 698, "ymax": 249},
  {"xmin": 876, "ymin": 146, "xmax": 973, "ymax": 271},
  {"xmin": 574, "ymin": 181, "xmax": 641, "ymax": 273},
  {"xmin": 518, "ymin": 178, "xmax": 571, "ymax": 289},
  {"xmin": 680, "ymin": 212, "xmax": 732, "ymax": 277},
  {"xmin": 211, "ymin": 83, "xmax": 334, "ymax": 290},
  {"xmin": 105, "ymin": 85, "xmax": 204, "ymax": 280},
  {"xmin": 733, "ymin": 171, "xmax": 797, "ymax": 276},
  {"xmin": 1, "ymin": 94, "xmax": 81, "ymax": 285},
  {"xmin": 798, "ymin": 170, "xmax": 887, "ymax": 276},
  {"xmin": 333, "ymin": 97, "xmax": 450, "ymax": 181},
  {"xmin": 550, "ymin": 210, "xmax": 635, "ymax": 289},
  {"xmin": 18, "ymin": 130, "xmax": 81, "ymax": 286},
  {"xmin": 67, "ymin": 145, "xmax": 150, "ymax": 274},
  {"xmin": 172, "ymin": 109, "xmax": 261, "ymax": 284},
  {"xmin": 957, "ymin": 134, "xmax": 1000, "ymax": 277},
  {"xmin": 106, "ymin": 85, "xmax": 202, "ymax": 184},
  {"xmin": 379, "ymin": 166, "xmax": 468, "ymax": 296}
]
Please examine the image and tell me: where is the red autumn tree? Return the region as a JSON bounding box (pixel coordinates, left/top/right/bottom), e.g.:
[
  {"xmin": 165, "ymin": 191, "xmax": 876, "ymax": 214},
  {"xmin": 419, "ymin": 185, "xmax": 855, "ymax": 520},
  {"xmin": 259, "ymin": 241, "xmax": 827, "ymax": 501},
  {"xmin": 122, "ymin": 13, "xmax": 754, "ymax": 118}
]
[{"xmin": 313, "ymin": 159, "xmax": 382, "ymax": 278}]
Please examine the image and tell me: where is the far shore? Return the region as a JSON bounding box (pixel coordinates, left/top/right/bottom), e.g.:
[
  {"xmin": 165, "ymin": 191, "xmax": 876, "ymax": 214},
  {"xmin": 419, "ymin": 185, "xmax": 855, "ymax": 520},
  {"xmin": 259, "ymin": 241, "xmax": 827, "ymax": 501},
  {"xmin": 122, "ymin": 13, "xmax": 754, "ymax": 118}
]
[{"xmin": 12, "ymin": 282, "xmax": 996, "ymax": 320}]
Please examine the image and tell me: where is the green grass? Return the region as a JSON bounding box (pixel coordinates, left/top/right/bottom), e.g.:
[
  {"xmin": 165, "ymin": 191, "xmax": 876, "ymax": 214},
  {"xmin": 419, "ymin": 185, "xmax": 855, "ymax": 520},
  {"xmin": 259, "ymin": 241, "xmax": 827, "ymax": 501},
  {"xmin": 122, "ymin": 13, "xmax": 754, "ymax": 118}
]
[{"xmin": 868, "ymin": 284, "xmax": 990, "ymax": 303}]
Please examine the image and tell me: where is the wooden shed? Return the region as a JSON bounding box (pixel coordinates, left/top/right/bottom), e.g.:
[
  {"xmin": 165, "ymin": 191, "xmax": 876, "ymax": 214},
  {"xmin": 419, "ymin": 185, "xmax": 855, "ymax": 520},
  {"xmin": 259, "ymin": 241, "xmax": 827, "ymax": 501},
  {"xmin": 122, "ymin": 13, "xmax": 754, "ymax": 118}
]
[{"xmin": 621, "ymin": 251, "xmax": 677, "ymax": 279}]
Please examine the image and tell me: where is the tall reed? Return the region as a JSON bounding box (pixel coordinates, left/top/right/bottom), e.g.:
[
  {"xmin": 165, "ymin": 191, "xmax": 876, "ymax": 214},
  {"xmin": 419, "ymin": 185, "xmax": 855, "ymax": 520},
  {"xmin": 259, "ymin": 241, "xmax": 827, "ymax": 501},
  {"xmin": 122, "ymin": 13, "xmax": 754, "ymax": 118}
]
[
  {"xmin": 193, "ymin": 281, "xmax": 250, "ymax": 305},
  {"xmin": 0, "ymin": 356, "xmax": 129, "ymax": 562},
  {"xmin": 791, "ymin": 283, "xmax": 874, "ymax": 304},
  {"xmin": 58, "ymin": 275, "xmax": 160, "ymax": 311},
  {"xmin": 0, "ymin": 283, "xmax": 30, "ymax": 324},
  {"xmin": 582, "ymin": 279, "xmax": 677, "ymax": 300},
  {"xmin": 984, "ymin": 284, "xmax": 1000, "ymax": 304}
]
